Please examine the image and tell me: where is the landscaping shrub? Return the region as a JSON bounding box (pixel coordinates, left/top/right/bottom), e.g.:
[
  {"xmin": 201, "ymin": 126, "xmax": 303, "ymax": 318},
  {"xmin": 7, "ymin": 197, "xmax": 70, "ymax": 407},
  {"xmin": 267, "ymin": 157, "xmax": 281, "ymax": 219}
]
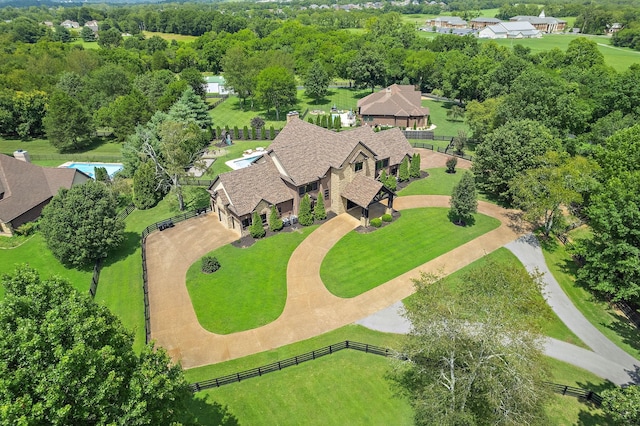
[
  {"xmin": 315, "ymin": 114, "xmax": 321, "ymax": 126},
  {"xmin": 314, "ymin": 195, "xmax": 326, "ymax": 221},
  {"xmin": 269, "ymin": 126, "xmax": 275, "ymax": 140},
  {"xmin": 251, "ymin": 126, "xmax": 257, "ymax": 140},
  {"xmin": 233, "ymin": 126, "xmax": 239, "ymax": 140},
  {"xmin": 201, "ymin": 256, "xmax": 221, "ymax": 274},
  {"xmin": 298, "ymin": 194, "xmax": 314, "ymax": 226},
  {"xmin": 243, "ymin": 125, "xmax": 249, "ymax": 140},
  {"xmin": 382, "ymin": 213, "xmax": 392, "ymax": 222},
  {"xmin": 410, "ymin": 153, "xmax": 421, "ymax": 178},
  {"xmin": 260, "ymin": 127, "xmax": 266, "ymax": 140},
  {"xmin": 94, "ymin": 166, "xmax": 109, "ymax": 183},
  {"xmin": 269, "ymin": 205, "xmax": 283, "ymax": 232},
  {"xmin": 321, "ymin": 115, "xmax": 328, "ymax": 128},
  {"xmin": 308, "ymin": 117, "xmax": 314, "ymax": 124},
  {"xmin": 15, "ymin": 221, "xmax": 37, "ymax": 236},
  {"xmin": 133, "ymin": 160, "xmax": 161, "ymax": 210},
  {"xmin": 249, "ymin": 211, "xmax": 265, "ymax": 238},
  {"xmin": 446, "ymin": 157, "xmax": 458, "ymax": 173},
  {"xmin": 370, "ymin": 218, "xmax": 382, "ymax": 227},
  {"xmin": 216, "ymin": 126, "xmax": 222, "ymax": 139},
  {"xmin": 333, "ymin": 116, "xmax": 341, "ymax": 131},
  {"xmin": 399, "ymin": 157, "xmax": 410, "ymax": 181}
]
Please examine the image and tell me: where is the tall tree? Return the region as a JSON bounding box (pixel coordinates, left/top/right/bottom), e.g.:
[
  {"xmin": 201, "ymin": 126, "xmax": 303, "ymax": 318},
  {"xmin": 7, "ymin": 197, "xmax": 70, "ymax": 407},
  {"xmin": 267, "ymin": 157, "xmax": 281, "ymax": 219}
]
[
  {"xmin": 0, "ymin": 265, "xmax": 195, "ymax": 424},
  {"xmin": 410, "ymin": 153, "xmax": 421, "ymax": 178},
  {"xmin": 398, "ymin": 156, "xmax": 410, "ymax": 182},
  {"xmin": 179, "ymin": 67, "xmax": 207, "ymax": 99},
  {"xmin": 304, "ymin": 61, "xmax": 330, "ymax": 102},
  {"xmin": 43, "ymin": 90, "xmax": 93, "ymax": 152},
  {"xmin": 602, "ymin": 385, "xmax": 640, "ymax": 424},
  {"xmin": 221, "ymin": 44, "xmax": 259, "ymax": 107},
  {"xmin": 472, "ymin": 120, "xmax": 560, "ymax": 202},
  {"xmin": 95, "ymin": 90, "xmax": 152, "ymax": 142},
  {"xmin": 298, "ymin": 194, "xmax": 313, "ymax": 226},
  {"xmin": 348, "ymin": 48, "xmax": 386, "ymax": 92},
  {"xmin": 40, "ymin": 180, "xmax": 125, "ymax": 267},
  {"xmin": 98, "ymin": 27, "xmax": 123, "ymax": 49},
  {"xmin": 269, "ymin": 205, "xmax": 283, "ymax": 232},
  {"xmin": 133, "ymin": 160, "xmax": 162, "ymax": 210},
  {"xmin": 168, "ymin": 86, "xmax": 212, "ymax": 130},
  {"xmin": 449, "ymin": 171, "xmax": 477, "ymax": 226},
  {"xmin": 394, "ymin": 262, "xmax": 551, "ymax": 426},
  {"xmin": 510, "ymin": 152, "xmax": 599, "ymax": 237},
  {"xmin": 314, "ymin": 194, "xmax": 326, "ymax": 221},
  {"xmin": 255, "ymin": 66, "xmax": 297, "ymax": 121}
]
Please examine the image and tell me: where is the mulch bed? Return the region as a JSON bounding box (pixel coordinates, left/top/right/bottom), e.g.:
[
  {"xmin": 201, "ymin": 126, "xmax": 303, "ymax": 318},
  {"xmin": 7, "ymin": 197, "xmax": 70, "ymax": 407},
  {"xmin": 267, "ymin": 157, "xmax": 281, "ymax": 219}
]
[
  {"xmin": 354, "ymin": 210, "xmax": 402, "ymax": 234},
  {"xmin": 231, "ymin": 211, "xmax": 337, "ymax": 248},
  {"xmin": 395, "ymin": 171, "xmax": 429, "ymax": 191}
]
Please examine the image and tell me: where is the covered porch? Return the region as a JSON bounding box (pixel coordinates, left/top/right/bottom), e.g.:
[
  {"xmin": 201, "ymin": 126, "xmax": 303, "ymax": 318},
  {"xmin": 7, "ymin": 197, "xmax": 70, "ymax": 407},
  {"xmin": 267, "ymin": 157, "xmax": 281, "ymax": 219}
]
[{"xmin": 342, "ymin": 174, "xmax": 396, "ymax": 227}]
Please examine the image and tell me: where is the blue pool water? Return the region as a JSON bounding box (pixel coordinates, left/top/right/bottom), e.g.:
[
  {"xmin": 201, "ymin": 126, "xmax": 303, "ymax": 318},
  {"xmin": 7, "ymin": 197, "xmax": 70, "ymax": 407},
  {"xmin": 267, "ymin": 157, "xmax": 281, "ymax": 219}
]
[
  {"xmin": 66, "ymin": 162, "xmax": 124, "ymax": 179},
  {"xmin": 231, "ymin": 154, "xmax": 263, "ymax": 169}
]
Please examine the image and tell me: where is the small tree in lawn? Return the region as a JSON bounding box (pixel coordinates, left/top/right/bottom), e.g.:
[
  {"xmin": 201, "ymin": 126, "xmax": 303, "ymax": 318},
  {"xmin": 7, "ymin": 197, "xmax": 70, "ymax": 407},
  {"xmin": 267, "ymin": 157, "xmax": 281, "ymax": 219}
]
[
  {"xmin": 449, "ymin": 172, "xmax": 477, "ymax": 226},
  {"xmin": 249, "ymin": 210, "xmax": 265, "ymax": 238},
  {"xmin": 399, "ymin": 156, "xmax": 410, "ymax": 182},
  {"xmin": 446, "ymin": 156, "xmax": 458, "ymax": 173},
  {"xmin": 314, "ymin": 194, "xmax": 326, "ymax": 221},
  {"xmin": 133, "ymin": 160, "xmax": 161, "ymax": 210},
  {"xmin": 269, "ymin": 205, "xmax": 283, "ymax": 231},
  {"xmin": 250, "ymin": 116, "xmax": 265, "ymax": 130},
  {"xmin": 454, "ymin": 130, "xmax": 467, "ymax": 154},
  {"xmin": 410, "ymin": 153, "xmax": 421, "ymax": 178},
  {"xmin": 298, "ymin": 194, "xmax": 314, "ymax": 226}
]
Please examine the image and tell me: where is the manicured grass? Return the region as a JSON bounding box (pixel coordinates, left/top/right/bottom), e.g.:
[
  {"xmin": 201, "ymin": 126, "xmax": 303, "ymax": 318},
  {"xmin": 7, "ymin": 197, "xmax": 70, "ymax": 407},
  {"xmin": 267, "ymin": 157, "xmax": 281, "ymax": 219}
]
[
  {"xmin": 321, "ymin": 208, "xmax": 501, "ymax": 298},
  {"xmin": 190, "ymin": 350, "xmax": 413, "ymax": 426},
  {"xmin": 0, "ymin": 234, "xmax": 93, "ymax": 300},
  {"xmin": 210, "ymin": 88, "xmax": 368, "ymax": 130},
  {"xmin": 542, "ymin": 233, "xmax": 640, "ymax": 360},
  {"xmin": 399, "ymin": 168, "xmax": 489, "ymax": 201},
  {"xmin": 201, "ymin": 140, "xmax": 272, "ymax": 179},
  {"xmin": 143, "ymin": 31, "xmax": 198, "ymax": 43},
  {"xmin": 421, "ymin": 99, "xmax": 470, "ymax": 137},
  {"xmin": 0, "ymin": 136, "xmax": 123, "ymax": 159},
  {"xmin": 186, "ymin": 226, "xmax": 317, "ymax": 334}
]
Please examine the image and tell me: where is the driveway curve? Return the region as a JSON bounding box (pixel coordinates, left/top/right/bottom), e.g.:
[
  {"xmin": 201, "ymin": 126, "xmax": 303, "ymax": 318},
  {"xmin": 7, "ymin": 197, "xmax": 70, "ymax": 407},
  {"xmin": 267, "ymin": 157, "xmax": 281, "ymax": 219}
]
[{"xmin": 147, "ymin": 196, "xmax": 524, "ymax": 369}]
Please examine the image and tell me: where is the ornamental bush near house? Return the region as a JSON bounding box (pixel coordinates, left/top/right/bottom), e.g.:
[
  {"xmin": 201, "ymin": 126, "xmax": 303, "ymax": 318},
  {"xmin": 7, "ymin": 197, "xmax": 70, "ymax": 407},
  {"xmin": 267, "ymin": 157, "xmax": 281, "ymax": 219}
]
[
  {"xmin": 399, "ymin": 157, "xmax": 410, "ymax": 182},
  {"xmin": 251, "ymin": 126, "xmax": 257, "ymax": 140},
  {"xmin": 382, "ymin": 213, "xmax": 392, "ymax": 222},
  {"xmin": 314, "ymin": 195, "xmax": 326, "ymax": 221},
  {"xmin": 94, "ymin": 166, "xmax": 109, "ymax": 183},
  {"xmin": 315, "ymin": 114, "xmax": 321, "ymax": 126},
  {"xmin": 334, "ymin": 116, "xmax": 341, "ymax": 131},
  {"xmin": 298, "ymin": 194, "xmax": 314, "ymax": 226},
  {"xmin": 269, "ymin": 205, "xmax": 283, "ymax": 231},
  {"xmin": 370, "ymin": 218, "xmax": 382, "ymax": 227},
  {"xmin": 243, "ymin": 125, "xmax": 249, "ymax": 140},
  {"xmin": 308, "ymin": 117, "xmax": 314, "ymax": 124},
  {"xmin": 216, "ymin": 126, "xmax": 222, "ymax": 139},
  {"xmin": 260, "ymin": 127, "xmax": 266, "ymax": 140},
  {"xmin": 201, "ymin": 256, "xmax": 221, "ymax": 273},
  {"xmin": 233, "ymin": 126, "xmax": 239, "ymax": 140},
  {"xmin": 15, "ymin": 221, "xmax": 37, "ymax": 236},
  {"xmin": 321, "ymin": 115, "xmax": 328, "ymax": 129},
  {"xmin": 249, "ymin": 211, "xmax": 265, "ymax": 238},
  {"xmin": 410, "ymin": 153, "xmax": 421, "ymax": 178},
  {"xmin": 446, "ymin": 156, "xmax": 458, "ymax": 174},
  {"xmin": 269, "ymin": 126, "xmax": 275, "ymax": 139}
]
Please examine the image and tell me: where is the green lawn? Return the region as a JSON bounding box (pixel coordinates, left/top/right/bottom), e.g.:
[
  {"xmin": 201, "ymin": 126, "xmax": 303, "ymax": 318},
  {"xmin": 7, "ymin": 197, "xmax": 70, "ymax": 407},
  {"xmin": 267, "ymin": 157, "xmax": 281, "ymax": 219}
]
[
  {"xmin": 201, "ymin": 140, "xmax": 272, "ymax": 179},
  {"xmin": 321, "ymin": 208, "xmax": 501, "ymax": 298},
  {"xmin": 186, "ymin": 226, "xmax": 317, "ymax": 334},
  {"xmin": 421, "ymin": 99, "xmax": 470, "ymax": 137},
  {"xmin": 210, "ymin": 88, "xmax": 368, "ymax": 130},
  {"xmin": 0, "ymin": 234, "xmax": 93, "ymax": 300},
  {"xmin": 542, "ymin": 233, "xmax": 640, "ymax": 360},
  {"xmin": 0, "ymin": 136, "xmax": 123, "ymax": 160},
  {"xmin": 142, "ymin": 31, "xmax": 198, "ymax": 43},
  {"xmin": 399, "ymin": 168, "xmax": 487, "ymax": 200}
]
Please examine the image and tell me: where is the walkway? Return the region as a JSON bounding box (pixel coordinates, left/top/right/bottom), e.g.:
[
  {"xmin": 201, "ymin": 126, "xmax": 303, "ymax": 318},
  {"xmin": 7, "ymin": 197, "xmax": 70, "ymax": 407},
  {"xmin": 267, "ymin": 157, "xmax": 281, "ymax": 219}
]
[{"xmin": 147, "ymin": 196, "xmax": 524, "ymax": 369}]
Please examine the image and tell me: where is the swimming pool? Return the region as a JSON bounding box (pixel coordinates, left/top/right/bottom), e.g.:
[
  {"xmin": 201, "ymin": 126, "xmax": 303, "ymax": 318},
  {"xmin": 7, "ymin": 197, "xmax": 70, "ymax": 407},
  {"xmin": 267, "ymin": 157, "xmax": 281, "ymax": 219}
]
[
  {"xmin": 225, "ymin": 154, "xmax": 264, "ymax": 170},
  {"xmin": 61, "ymin": 162, "xmax": 124, "ymax": 179}
]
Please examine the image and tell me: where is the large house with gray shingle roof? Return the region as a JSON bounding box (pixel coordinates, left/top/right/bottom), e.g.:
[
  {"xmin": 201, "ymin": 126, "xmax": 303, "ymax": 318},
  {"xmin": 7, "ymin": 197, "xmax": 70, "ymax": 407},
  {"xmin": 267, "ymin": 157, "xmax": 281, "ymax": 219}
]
[
  {"xmin": 0, "ymin": 153, "xmax": 90, "ymax": 235},
  {"xmin": 208, "ymin": 113, "xmax": 413, "ymax": 234},
  {"xmin": 357, "ymin": 85, "xmax": 430, "ymax": 128}
]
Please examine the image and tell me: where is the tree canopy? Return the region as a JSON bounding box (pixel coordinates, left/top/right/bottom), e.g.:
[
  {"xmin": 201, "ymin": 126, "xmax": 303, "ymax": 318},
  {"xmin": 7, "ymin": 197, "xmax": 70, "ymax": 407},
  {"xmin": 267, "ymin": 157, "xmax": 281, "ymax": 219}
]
[
  {"xmin": 40, "ymin": 180, "xmax": 125, "ymax": 267},
  {"xmin": 0, "ymin": 265, "xmax": 194, "ymax": 424}
]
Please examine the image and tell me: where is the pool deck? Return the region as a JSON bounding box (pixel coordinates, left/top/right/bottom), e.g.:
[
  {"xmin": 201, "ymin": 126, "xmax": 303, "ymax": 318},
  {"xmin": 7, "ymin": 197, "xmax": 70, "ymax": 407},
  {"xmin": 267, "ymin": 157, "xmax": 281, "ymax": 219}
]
[{"xmin": 58, "ymin": 161, "xmax": 124, "ymax": 178}]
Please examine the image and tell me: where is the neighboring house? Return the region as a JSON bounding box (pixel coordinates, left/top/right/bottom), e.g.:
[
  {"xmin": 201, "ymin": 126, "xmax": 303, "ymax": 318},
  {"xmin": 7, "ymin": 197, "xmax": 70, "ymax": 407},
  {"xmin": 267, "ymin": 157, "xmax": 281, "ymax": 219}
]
[
  {"xmin": 357, "ymin": 84, "xmax": 430, "ymax": 128},
  {"xmin": 469, "ymin": 17, "xmax": 501, "ymax": 30},
  {"xmin": 204, "ymin": 76, "xmax": 230, "ymax": 95},
  {"xmin": 608, "ymin": 23, "xmax": 623, "ymax": 35},
  {"xmin": 208, "ymin": 113, "xmax": 413, "ymax": 234},
  {"xmin": 84, "ymin": 20, "xmax": 99, "ymax": 33},
  {"xmin": 478, "ymin": 21, "xmax": 542, "ymax": 39},
  {"xmin": 425, "ymin": 16, "xmax": 468, "ymax": 29},
  {"xmin": 60, "ymin": 20, "xmax": 80, "ymax": 29},
  {"xmin": 0, "ymin": 152, "xmax": 90, "ymax": 236},
  {"xmin": 509, "ymin": 12, "xmax": 566, "ymax": 33}
]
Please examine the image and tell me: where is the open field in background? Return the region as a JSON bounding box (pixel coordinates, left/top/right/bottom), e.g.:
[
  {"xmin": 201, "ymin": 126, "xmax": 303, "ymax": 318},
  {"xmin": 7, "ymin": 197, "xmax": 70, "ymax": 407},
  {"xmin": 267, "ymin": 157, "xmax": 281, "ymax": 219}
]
[
  {"xmin": 421, "ymin": 99, "xmax": 470, "ymax": 137},
  {"xmin": 142, "ymin": 31, "xmax": 198, "ymax": 43},
  {"xmin": 70, "ymin": 39, "xmax": 100, "ymax": 49},
  {"xmin": 0, "ymin": 137, "xmax": 122, "ymax": 157},
  {"xmin": 542, "ymin": 230, "xmax": 640, "ymax": 360},
  {"xmin": 186, "ymin": 226, "xmax": 318, "ymax": 334}
]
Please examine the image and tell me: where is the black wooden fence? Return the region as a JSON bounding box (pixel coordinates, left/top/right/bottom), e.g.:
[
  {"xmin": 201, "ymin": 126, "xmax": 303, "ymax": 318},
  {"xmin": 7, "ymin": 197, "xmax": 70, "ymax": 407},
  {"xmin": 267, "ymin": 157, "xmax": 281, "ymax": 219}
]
[
  {"xmin": 188, "ymin": 340, "xmax": 604, "ymax": 407},
  {"xmin": 208, "ymin": 95, "xmax": 229, "ymax": 109},
  {"xmin": 178, "ymin": 177, "xmax": 215, "ymax": 187},
  {"xmin": 410, "ymin": 141, "xmax": 474, "ymax": 161},
  {"xmin": 140, "ymin": 206, "xmax": 212, "ymax": 344}
]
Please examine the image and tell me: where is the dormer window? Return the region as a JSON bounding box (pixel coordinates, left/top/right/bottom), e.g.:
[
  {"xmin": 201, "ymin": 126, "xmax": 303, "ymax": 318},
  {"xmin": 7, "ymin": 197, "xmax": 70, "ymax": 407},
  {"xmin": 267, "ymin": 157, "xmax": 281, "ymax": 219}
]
[{"xmin": 355, "ymin": 162, "xmax": 363, "ymax": 172}]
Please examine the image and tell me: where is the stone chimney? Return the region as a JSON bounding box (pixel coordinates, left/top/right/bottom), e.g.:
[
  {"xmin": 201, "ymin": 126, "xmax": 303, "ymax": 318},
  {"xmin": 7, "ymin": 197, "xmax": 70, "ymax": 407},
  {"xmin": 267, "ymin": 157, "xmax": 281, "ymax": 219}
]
[
  {"xmin": 286, "ymin": 111, "xmax": 299, "ymax": 123},
  {"xmin": 13, "ymin": 149, "xmax": 30, "ymax": 163}
]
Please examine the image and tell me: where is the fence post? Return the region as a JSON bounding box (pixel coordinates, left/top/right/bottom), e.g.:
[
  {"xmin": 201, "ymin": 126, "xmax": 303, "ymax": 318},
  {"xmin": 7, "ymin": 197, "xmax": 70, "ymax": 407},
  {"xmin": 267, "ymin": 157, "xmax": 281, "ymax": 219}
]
[
  {"xmin": 295, "ymin": 356, "xmax": 298, "ymax": 365},
  {"xmin": 237, "ymin": 372, "xmax": 241, "ymax": 382},
  {"xmin": 563, "ymin": 386, "xmax": 568, "ymax": 395},
  {"xmin": 346, "ymin": 340, "xmax": 349, "ymax": 349},
  {"xmin": 258, "ymin": 367, "xmax": 262, "ymax": 376},
  {"xmin": 216, "ymin": 378, "xmax": 219, "ymax": 387}
]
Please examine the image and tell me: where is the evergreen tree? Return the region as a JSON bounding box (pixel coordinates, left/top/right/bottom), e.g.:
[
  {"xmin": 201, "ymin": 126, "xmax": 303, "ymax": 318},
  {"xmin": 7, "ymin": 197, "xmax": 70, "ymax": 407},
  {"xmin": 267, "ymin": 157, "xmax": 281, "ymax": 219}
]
[
  {"xmin": 308, "ymin": 117, "xmax": 314, "ymax": 124},
  {"xmin": 410, "ymin": 153, "xmax": 421, "ymax": 178},
  {"xmin": 314, "ymin": 194, "xmax": 326, "ymax": 221},
  {"xmin": 316, "ymin": 114, "xmax": 321, "ymax": 126},
  {"xmin": 449, "ymin": 172, "xmax": 478, "ymax": 226},
  {"xmin": 243, "ymin": 125, "xmax": 249, "ymax": 140},
  {"xmin": 304, "ymin": 61, "xmax": 330, "ymax": 102},
  {"xmin": 298, "ymin": 194, "xmax": 314, "ymax": 226},
  {"xmin": 399, "ymin": 156, "xmax": 410, "ymax": 181},
  {"xmin": 168, "ymin": 87, "xmax": 212, "ymax": 130},
  {"xmin": 334, "ymin": 115, "xmax": 342, "ymax": 131},
  {"xmin": 321, "ymin": 115, "xmax": 328, "ymax": 129},
  {"xmin": 133, "ymin": 160, "xmax": 161, "ymax": 210},
  {"xmin": 446, "ymin": 156, "xmax": 458, "ymax": 173},
  {"xmin": 379, "ymin": 169, "xmax": 388, "ymax": 187},
  {"xmin": 249, "ymin": 210, "xmax": 265, "ymax": 238},
  {"xmin": 269, "ymin": 205, "xmax": 283, "ymax": 231}
]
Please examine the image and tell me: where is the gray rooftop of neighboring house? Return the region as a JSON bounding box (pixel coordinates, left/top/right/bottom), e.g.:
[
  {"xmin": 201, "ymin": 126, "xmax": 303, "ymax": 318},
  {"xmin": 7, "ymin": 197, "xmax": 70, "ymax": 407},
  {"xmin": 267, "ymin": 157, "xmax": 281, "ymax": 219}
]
[
  {"xmin": 427, "ymin": 16, "xmax": 467, "ymax": 25},
  {"xmin": 470, "ymin": 17, "xmax": 501, "ymax": 23},
  {"xmin": 358, "ymin": 84, "xmax": 430, "ymax": 121},
  {"xmin": 510, "ymin": 15, "xmax": 566, "ymax": 25}
]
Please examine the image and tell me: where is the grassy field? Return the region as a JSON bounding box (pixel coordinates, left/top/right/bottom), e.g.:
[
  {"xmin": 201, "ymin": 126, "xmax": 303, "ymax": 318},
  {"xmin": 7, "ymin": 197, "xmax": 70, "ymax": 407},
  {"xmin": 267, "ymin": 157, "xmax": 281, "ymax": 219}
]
[
  {"xmin": 209, "ymin": 88, "xmax": 368, "ymax": 130},
  {"xmin": 142, "ymin": 31, "xmax": 198, "ymax": 43},
  {"xmin": 321, "ymin": 208, "xmax": 501, "ymax": 298},
  {"xmin": 0, "ymin": 136, "xmax": 123, "ymax": 159},
  {"xmin": 0, "ymin": 234, "xmax": 93, "ymax": 300},
  {"xmin": 201, "ymin": 140, "xmax": 272, "ymax": 179},
  {"xmin": 542, "ymin": 231, "xmax": 640, "ymax": 360},
  {"xmin": 399, "ymin": 168, "xmax": 488, "ymax": 200},
  {"xmin": 421, "ymin": 99, "xmax": 470, "ymax": 137},
  {"xmin": 185, "ymin": 226, "xmax": 318, "ymax": 334}
]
